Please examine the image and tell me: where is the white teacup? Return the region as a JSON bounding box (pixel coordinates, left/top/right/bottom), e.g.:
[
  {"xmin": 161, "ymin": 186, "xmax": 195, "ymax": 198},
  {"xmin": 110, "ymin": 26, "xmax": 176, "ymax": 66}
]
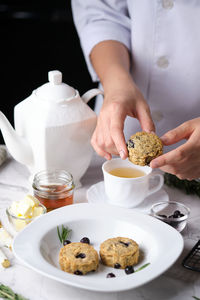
[{"xmin": 102, "ymin": 158, "xmax": 164, "ymax": 208}]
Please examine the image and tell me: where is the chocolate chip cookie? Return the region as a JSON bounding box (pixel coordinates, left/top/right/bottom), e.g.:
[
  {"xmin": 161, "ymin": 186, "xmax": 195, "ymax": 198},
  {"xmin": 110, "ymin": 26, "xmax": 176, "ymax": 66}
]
[
  {"xmin": 99, "ymin": 237, "xmax": 139, "ymax": 269},
  {"xmin": 127, "ymin": 132, "xmax": 163, "ymax": 166},
  {"xmin": 59, "ymin": 242, "xmax": 99, "ymax": 275}
]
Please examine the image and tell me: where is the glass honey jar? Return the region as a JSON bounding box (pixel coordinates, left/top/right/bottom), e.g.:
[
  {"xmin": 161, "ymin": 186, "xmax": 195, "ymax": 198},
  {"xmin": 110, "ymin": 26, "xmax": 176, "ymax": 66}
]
[{"xmin": 32, "ymin": 170, "xmax": 75, "ymax": 211}]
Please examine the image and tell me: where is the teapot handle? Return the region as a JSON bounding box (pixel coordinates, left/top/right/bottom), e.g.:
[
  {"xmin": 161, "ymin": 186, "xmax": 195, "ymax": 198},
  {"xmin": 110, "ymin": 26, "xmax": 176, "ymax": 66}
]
[{"xmin": 81, "ymin": 89, "xmax": 104, "ymax": 104}]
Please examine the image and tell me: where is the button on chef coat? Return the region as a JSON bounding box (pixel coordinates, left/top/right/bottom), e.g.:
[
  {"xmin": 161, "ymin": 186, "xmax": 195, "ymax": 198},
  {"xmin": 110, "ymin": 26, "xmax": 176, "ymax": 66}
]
[
  {"xmin": 157, "ymin": 56, "xmax": 169, "ymax": 69},
  {"xmin": 162, "ymin": 0, "xmax": 174, "ymax": 9},
  {"xmin": 72, "ymin": 0, "xmax": 200, "ymax": 151}
]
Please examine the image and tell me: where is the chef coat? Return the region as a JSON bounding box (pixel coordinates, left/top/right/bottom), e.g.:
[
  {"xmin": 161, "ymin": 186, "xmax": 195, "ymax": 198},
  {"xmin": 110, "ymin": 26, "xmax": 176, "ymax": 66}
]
[{"xmin": 72, "ymin": 0, "xmax": 200, "ymax": 151}]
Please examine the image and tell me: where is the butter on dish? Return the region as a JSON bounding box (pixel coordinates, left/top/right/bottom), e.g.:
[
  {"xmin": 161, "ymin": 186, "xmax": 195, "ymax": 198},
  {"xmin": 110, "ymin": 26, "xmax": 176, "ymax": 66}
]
[{"xmin": 6, "ymin": 195, "xmax": 46, "ymax": 231}]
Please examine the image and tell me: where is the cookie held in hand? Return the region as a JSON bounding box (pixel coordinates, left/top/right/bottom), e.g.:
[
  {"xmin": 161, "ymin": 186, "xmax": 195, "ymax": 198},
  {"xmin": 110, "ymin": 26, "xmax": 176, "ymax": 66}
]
[{"xmin": 127, "ymin": 132, "xmax": 163, "ymax": 166}]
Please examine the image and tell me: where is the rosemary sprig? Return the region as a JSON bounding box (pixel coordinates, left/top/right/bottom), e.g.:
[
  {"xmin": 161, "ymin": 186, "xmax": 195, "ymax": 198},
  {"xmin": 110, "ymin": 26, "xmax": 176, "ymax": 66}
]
[
  {"xmin": 57, "ymin": 225, "xmax": 71, "ymax": 245},
  {"xmin": 0, "ymin": 284, "xmax": 28, "ymax": 300},
  {"xmin": 164, "ymin": 173, "xmax": 200, "ymax": 197},
  {"xmin": 193, "ymin": 297, "xmax": 200, "ymax": 300},
  {"xmin": 135, "ymin": 263, "xmax": 150, "ymax": 272}
]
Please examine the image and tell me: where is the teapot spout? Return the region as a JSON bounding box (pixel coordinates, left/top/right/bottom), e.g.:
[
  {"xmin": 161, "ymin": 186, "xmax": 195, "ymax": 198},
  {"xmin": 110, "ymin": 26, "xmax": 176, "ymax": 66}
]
[
  {"xmin": 81, "ymin": 88, "xmax": 104, "ymax": 104},
  {"xmin": 0, "ymin": 111, "xmax": 33, "ymax": 167}
]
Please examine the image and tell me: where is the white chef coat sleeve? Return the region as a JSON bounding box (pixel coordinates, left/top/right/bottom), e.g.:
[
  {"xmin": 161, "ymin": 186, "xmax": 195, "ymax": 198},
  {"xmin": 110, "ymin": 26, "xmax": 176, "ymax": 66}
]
[{"xmin": 71, "ymin": 0, "xmax": 131, "ymax": 82}]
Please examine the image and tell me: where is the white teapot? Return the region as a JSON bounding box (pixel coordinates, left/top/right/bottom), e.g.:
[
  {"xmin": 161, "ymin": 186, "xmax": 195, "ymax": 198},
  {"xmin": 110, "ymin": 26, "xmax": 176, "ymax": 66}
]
[{"xmin": 0, "ymin": 70, "xmax": 103, "ymax": 186}]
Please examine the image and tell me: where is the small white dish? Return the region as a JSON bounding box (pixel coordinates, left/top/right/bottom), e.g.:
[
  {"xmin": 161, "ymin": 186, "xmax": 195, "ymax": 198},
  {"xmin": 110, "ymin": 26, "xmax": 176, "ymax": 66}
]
[
  {"xmin": 151, "ymin": 201, "xmax": 190, "ymax": 232},
  {"xmin": 87, "ymin": 181, "xmax": 169, "ymax": 214},
  {"xmin": 13, "ymin": 203, "xmax": 183, "ymax": 292}
]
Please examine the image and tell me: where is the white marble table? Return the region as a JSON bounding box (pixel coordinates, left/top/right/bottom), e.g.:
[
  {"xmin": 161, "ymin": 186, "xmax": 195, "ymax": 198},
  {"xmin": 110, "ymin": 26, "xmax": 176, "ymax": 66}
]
[{"xmin": 0, "ymin": 152, "xmax": 200, "ymax": 300}]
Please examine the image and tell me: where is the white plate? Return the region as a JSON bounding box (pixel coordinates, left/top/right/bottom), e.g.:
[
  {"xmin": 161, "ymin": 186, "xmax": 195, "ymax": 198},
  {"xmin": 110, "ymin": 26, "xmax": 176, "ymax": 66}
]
[
  {"xmin": 13, "ymin": 203, "xmax": 183, "ymax": 293},
  {"xmin": 87, "ymin": 181, "xmax": 169, "ymax": 214}
]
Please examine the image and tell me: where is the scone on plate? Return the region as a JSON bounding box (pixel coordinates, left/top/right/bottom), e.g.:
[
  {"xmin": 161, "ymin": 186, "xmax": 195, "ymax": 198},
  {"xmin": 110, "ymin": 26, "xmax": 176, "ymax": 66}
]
[
  {"xmin": 127, "ymin": 131, "xmax": 163, "ymax": 166},
  {"xmin": 100, "ymin": 237, "xmax": 139, "ymax": 269},
  {"xmin": 59, "ymin": 242, "xmax": 99, "ymax": 275}
]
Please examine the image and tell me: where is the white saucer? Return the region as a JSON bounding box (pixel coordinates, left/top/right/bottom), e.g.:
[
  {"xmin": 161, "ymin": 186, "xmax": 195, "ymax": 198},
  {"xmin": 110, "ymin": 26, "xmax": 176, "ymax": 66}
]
[{"xmin": 87, "ymin": 181, "xmax": 169, "ymax": 214}]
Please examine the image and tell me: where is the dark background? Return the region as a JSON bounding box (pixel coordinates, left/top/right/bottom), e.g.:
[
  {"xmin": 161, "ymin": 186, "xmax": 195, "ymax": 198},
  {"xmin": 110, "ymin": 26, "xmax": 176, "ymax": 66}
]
[{"xmin": 0, "ymin": 0, "xmax": 97, "ymax": 144}]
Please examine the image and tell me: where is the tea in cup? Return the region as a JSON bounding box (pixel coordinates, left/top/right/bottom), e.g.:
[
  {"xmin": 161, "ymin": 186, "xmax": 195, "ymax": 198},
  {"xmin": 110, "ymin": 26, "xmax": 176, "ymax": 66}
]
[{"xmin": 102, "ymin": 158, "xmax": 163, "ymax": 208}]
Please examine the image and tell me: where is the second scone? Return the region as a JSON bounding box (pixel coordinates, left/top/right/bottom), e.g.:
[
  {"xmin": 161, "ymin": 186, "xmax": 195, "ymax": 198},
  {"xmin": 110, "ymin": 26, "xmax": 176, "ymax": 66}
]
[
  {"xmin": 100, "ymin": 237, "xmax": 139, "ymax": 269},
  {"xmin": 127, "ymin": 131, "xmax": 163, "ymax": 166}
]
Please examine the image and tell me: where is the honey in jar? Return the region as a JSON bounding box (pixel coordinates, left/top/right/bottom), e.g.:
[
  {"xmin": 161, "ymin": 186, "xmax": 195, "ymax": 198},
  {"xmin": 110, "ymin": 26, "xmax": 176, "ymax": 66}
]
[{"xmin": 32, "ymin": 170, "xmax": 75, "ymax": 211}]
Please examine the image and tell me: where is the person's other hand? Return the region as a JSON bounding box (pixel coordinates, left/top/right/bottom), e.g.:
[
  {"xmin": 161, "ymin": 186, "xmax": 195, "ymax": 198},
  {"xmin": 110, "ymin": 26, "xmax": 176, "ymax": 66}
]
[
  {"xmin": 91, "ymin": 78, "xmax": 155, "ymax": 160},
  {"xmin": 150, "ymin": 118, "xmax": 200, "ymax": 180}
]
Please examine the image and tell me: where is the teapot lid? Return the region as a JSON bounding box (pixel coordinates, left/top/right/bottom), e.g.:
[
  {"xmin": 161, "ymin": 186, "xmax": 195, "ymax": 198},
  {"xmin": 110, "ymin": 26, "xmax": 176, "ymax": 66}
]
[{"xmin": 34, "ymin": 70, "xmax": 76, "ymax": 102}]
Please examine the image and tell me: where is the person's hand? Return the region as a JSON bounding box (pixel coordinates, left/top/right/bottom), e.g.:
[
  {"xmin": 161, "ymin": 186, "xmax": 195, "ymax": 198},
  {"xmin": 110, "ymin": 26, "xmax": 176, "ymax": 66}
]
[
  {"xmin": 150, "ymin": 118, "xmax": 200, "ymax": 180},
  {"xmin": 91, "ymin": 78, "xmax": 155, "ymax": 160}
]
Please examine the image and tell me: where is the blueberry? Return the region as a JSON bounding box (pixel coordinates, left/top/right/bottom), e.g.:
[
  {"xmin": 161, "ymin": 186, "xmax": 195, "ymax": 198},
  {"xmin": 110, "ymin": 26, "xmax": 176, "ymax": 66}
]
[
  {"xmin": 119, "ymin": 241, "xmax": 129, "ymax": 247},
  {"xmin": 125, "ymin": 265, "xmax": 134, "ymax": 275},
  {"xmin": 128, "ymin": 139, "xmax": 134, "ymax": 148},
  {"xmin": 173, "ymin": 215, "xmax": 179, "ymax": 219},
  {"xmin": 80, "ymin": 237, "xmax": 90, "ymax": 244},
  {"xmin": 74, "ymin": 270, "xmax": 83, "ymax": 275},
  {"xmin": 106, "ymin": 273, "xmax": 116, "ymax": 278},
  {"xmin": 158, "ymin": 214, "xmax": 167, "ymax": 218},
  {"xmin": 145, "ymin": 156, "xmax": 152, "ymax": 165},
  {"xmin": 63, "ymin": 240, "xmax": 71, "ymax": 246},
  {"xmin": 75, "ymin": 253, "xmax": 86, "ymax": 259},
  {"xmin": 114, "ymin": 263, "xmax": 121, "ymax": 269},
  {"xmin": 173, "ymin": 210, "xmax": 181, "ymax": 218}
]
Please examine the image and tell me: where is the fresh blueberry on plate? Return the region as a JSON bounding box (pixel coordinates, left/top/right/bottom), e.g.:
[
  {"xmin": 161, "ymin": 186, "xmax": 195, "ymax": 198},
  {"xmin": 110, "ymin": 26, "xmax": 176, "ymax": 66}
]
[
  {"xmin": 114, "ymin": 263, "xmax": 121, "ymax": 269},
  {"xmin": 106, "ymin": 273, "xmax": 116, "ymax": 278},
  {"xmin": 80, "ymin": 237, "xmax": 90, "ymax": 244},
  {"xmin": 63, "ymin": 239, "xmax": 71, "ymax": 246},
  {"xmin": 74, "ymin": 270, "xmax": 83, "ymax": 275},
  {"xmin": 125, "ymin": 265, "xmax": 134, "ymax": 275}
]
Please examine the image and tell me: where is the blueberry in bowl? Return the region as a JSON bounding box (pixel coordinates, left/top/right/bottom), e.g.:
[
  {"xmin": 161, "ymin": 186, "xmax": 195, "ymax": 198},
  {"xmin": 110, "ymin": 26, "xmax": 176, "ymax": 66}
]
[{"xmin": 151, "ymin": 201, "xmax": 190, "ymax": 232}]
